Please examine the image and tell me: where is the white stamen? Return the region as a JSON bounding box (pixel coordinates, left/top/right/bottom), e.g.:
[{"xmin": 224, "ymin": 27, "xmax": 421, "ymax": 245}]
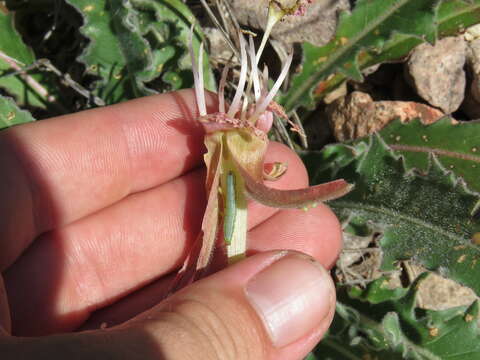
[
  {"xmin": 248, "ymin": 36, "xmax": 261, "ymax": 102},
  {"xmin": 260, "ymin": 65, "xmax": 269, "ymax": 100},
  {"xmin": 227, "ymin": 34, "xmax": 248, "ymax": 118},
  {"xmin": 189, "ymin": 26, "xmax": 207, "ymax": 117},
  {"xmin": 252, "ymin": 52, "xmax": 293, "ymax": 120},
  {"xmin": 241, "ymin": 96, "xmax": 249, "ymax": 121},
  {"xmin": 218, "ymin": 65, "xmax": 229, "ymax": 113},
  {"xmin": 197, "ymin": 42, "xmax": 207, "ymax": 116}
]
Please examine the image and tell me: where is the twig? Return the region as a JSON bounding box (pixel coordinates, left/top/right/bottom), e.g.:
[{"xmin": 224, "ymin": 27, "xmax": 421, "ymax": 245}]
[
  {"xmin": 290, "ymin": 110, "xmax": 308, "ymax": 149},
  {"xmin": 0, "ymin": 50, "xmax": 53, "ymax": 102},
  {"xmin": 29, "ymin": 59, "xmax": 104, "ymax": 106},
  {"xmin": 274, "ymin": 115, "xmax": 295, "ymax": 150}
]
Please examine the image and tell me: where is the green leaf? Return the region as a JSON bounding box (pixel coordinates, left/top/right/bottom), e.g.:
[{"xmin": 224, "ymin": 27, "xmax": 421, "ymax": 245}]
[
  {"xmin": 65, "ymin": 0, "xmax": 153, "ymax": 103},
  {"xmin": 0, "ymin": 95, "xmax": 35, "ymax": 129},
  {"xmin": 374, "ymin": 117, "xmax": 480, "ymax": 194},
  {"xmin": 312, "ymin": 274, "xmax": 480, "ymax": 359},
  {"xmin": 0, "ymin": 9, "xmax": 47, "ymax": 108},
  {"xmin": 307, "ymin": 135, "xmax": 480, "ymax": 296},
  {"xmin": 66, "ymin": 0, "xmax": 213, "ymax": 104},
  {"xmin": 284, "ymin": 0, "xmax": 480, "ymax": 112},
  {"xmin": 130, "ymin": 0, "xmax": 216, "ymax": 91}
]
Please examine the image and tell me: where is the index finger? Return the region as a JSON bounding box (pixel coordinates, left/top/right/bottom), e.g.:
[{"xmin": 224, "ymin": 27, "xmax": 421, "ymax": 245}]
[{"xmin": 0, "ymin": 89, "xmax": 216, "ymax": 270}]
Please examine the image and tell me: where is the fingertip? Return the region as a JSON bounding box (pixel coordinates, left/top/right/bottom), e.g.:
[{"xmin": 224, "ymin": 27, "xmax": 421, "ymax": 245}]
[
  {"xmin": 305, "ymin": 205, "xmax": 343, "ymax": 269},
  {"xmin": 249, "ymin": 204, "xmax": 343, "ymax": 270}
]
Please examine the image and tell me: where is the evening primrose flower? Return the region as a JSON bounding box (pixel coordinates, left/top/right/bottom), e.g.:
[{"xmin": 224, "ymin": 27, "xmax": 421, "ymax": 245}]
[{"xmin": 172, "ymin": 27, "xmax": 352, "ymax": 291}]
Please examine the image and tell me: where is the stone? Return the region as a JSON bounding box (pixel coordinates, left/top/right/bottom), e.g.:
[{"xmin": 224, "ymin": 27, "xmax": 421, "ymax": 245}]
[
  {"xmin": 404, "ymin": 37, "xmax": 467, "ymax": 114},
  {"xmin": 405, "ymin": 264, "xmax": 478, "ymax": 311},
  {"xmin": 326, "ymin": 91, "xmax": 444, "ymax": 141},
  {"xmin": 464, "ymin": 24, "xmax": 480, "ymax": 42},
  {"xmin": 231, "ymin": 0, "xmax": 350, "ymax": 47},
  {"xmin": 203, "ymin": 27, "xmax": 235, "ymax": 62}
]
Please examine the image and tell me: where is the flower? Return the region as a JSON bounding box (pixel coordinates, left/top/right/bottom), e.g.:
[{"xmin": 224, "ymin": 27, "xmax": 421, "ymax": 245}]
[{"xmin": 170, "ymin": 26, "xmax": 352, "ymax": 292}]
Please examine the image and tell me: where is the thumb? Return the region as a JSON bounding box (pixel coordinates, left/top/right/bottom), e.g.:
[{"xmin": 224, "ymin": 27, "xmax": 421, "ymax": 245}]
[
  {"xmin": 129, "ymin": 250, "xmax": 336, "ymax": 359},
  {"xmin": 0, "ymin": 251, "xmax": 335, "ymax": 360}
]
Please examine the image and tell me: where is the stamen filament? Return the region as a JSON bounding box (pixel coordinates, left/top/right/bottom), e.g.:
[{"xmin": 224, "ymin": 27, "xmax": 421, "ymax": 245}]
[
  {"xmin": 189, "ymin": 26, "xmax": 207, "ymax": 117},
  {"xmin": 252, "ymin": 52, "xmax": 293, "ymax": 120},
  {"xmin": 228, "ymin": 34, "xmax": 248, "ymax": 118},
  {"xmin": 248, "ymin": 36, "xmax": 261, "ymax": 102}
]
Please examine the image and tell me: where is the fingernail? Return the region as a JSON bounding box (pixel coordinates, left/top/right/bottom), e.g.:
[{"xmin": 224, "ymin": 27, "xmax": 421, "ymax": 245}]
[{"xmin": 245, "ymin": 254, "xmax": 334, "ymax": 347}]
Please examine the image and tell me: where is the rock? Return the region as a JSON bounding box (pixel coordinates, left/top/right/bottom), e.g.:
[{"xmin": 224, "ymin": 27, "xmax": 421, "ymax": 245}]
[
  {"xmin": 204, "ymin": 27, "xmax": 235, "ymax": 62},
  {"xmin": 464, "ymin": 24, "xmax": 480, "ymax": 42},
  {"xmin": 231, "ymin": 0, "xmax": 350, "ymax": 47},
  {"xmin": 404, "ymin": 37, "xmax": 467, "ymax": 114},
  {"xmin": 326, "ymin": 91, "xmax": 444, "ymax": 141},
  {"xmin": 405, "ymin": 264, "xmax": 478, "ymax": 311}
]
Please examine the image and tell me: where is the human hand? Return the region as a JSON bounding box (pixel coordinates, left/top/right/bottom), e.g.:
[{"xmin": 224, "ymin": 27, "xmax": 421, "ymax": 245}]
[{"xmin": 0, "ymin": 89, "xmax": 341, "ymax": 359}]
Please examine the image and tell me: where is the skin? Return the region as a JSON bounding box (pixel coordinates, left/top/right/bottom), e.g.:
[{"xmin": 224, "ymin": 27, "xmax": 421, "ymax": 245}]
[{"xmin": 0, "ymin": 89, "xmax": 342, "ymax": 359}]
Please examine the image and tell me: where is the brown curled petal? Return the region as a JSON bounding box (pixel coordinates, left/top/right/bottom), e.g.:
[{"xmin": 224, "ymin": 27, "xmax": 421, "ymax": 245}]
[
  {"xmin": 263, "ymin": 162, "xmax": 288, "ymax": 181},
  {"xmin": 238, "ymin": 162, "xmax": 354, "ymax": 208}
]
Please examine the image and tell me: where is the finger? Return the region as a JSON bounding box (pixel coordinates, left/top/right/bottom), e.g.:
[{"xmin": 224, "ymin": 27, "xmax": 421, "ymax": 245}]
[
  {"xmin": 0, "ymin": 277, "xmax": 10, "ymax": 334},
  {"xmin": 248, "ymin": 205, "xmax": 342, "ymax": 269},
  {"xmin": 5, "ymin": 143, "xmax": 310, "ymax": 336},
  {"xmin": 80, "ymin": 206, "xmax": 341, "ymax": 331},
  {"xmin": 4, "ymin": 251, "xmax": 335, "ymax": 360},
  {"xmin": 0, "ymin": 89, "xmax": 216, "ymax": 270},
  {"xmin": 116, "ymin": 251, "xmax": 336, "ymax": 360}
]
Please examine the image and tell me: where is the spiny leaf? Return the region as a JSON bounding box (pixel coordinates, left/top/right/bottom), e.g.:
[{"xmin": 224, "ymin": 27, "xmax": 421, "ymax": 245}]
[
  {"xmin": 311, "ymin": 274, "xmax": 480, "ymax": 359},
  {"xmin": 65, "ymin": 0, "xmax": 150, "ymax": 103},
  {"xmin": 0, "ymin": 9, "xmax": 47, "ymax": 108},
  {"xmin": 298, "ymin": 0, "xmax": 480, "ymax": 107},
  {"xmin": 374, "ymin": 117, "xmax": 480, "ymax": 194},
  {"xmin": 307, "ymin": 135, "xmax": 480, "ymax": 296},
  {"xmin": 130, "ymin": 0, "xmax": 216, "ymax": 92},
  {"xmin": 283, "ymin": 0, "xmax": 480, "ymax": 112},
  {"xmin": 66, "ymin": 0, "xmax": 213, "ymax": 104},
  {"xmin": 0, "ymin": 95, "xmax": 35, "ymax": 129}
]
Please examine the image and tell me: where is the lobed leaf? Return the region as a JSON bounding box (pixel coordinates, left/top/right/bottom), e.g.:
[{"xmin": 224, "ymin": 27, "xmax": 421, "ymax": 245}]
[
  {"xmin": 283, "ymin": 0, "xmax": 480, "ymax": 112},
  {"xmin": 309, "ymin": 274, "xmax": 480, "ymax": 359},
  {"xmin": 305, "ymin": 135, "xmax": 480, "ymax": 296},
  {"xmin": 66, "ymin": 0, "xmax": 213, "ymax": 104},
  {"xmin": 130, "ymin": 0, "xmax": 216, "ymax": 92},
  {"xmin": 375, "ymin": 117, "xmax": 480, "ymax": 194}
]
